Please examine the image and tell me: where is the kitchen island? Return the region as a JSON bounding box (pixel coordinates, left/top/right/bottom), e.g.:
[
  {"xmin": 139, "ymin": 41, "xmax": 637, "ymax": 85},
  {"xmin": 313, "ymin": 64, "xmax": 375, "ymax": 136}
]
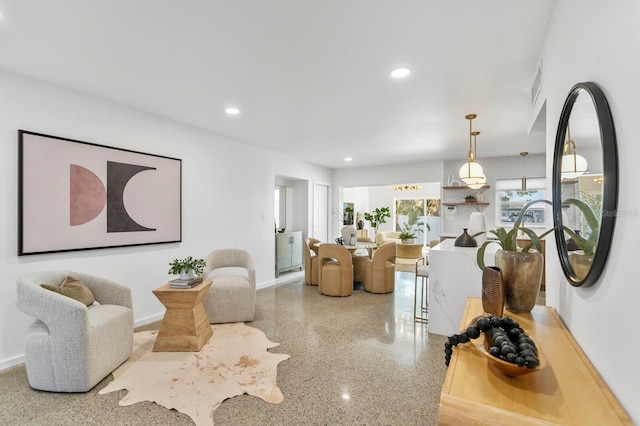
[{"xmin": 427, "ymin": 238, "xmax": 498, "ymax": 336}]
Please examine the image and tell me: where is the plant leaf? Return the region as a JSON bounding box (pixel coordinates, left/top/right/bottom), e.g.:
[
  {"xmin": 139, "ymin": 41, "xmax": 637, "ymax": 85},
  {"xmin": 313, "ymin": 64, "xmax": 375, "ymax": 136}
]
[{"xmin": 476, "ymin": 240, "xmax": 500, "ymax": 269}]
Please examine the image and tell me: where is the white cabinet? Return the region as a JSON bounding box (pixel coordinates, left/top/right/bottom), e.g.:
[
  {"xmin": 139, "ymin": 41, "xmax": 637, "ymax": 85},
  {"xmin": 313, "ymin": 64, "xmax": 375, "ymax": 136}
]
[{"xmin": 275, "ymin": 231, "xmax": 303, "ymax": 277}]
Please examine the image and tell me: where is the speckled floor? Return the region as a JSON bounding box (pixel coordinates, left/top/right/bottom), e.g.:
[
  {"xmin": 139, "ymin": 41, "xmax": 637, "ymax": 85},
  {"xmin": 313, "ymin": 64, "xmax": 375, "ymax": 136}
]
[{"xmin": 0, "ymin": 271, "xmax": 448, "ymax": 425}]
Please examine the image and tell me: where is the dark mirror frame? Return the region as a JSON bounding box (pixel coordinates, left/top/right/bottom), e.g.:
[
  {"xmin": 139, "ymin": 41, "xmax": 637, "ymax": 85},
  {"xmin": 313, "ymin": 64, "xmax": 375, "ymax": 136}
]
[{"xmin": 552, "ymin": 82, "xmax": 618, "ymax": 287}]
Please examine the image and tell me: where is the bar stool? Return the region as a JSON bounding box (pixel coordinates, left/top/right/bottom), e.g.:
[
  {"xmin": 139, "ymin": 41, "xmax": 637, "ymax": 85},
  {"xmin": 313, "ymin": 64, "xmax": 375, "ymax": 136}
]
[{"xmin": 414, "ymin": 256, "xmax": 429, "ymax": 323}]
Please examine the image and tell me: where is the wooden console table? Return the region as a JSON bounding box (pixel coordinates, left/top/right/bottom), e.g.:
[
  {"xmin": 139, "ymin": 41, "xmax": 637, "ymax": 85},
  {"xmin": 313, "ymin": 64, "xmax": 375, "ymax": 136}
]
[
  {"xmin": 152, "ymin": 280, "xmax": 213, "ymax": 352},
  {"xmin": 439, "ymin": 297, "xmax": 631, "ymax": 425}
]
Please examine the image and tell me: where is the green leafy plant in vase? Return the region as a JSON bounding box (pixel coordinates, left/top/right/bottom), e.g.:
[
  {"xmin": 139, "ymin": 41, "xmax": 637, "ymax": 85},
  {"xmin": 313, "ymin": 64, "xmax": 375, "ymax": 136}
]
[
  {"xmin": 364, "ymin": 207, "xmax": 391, "ymax": 235},
  {"xmin": 474, "ymin": 199, "xmax": 555, "ymax": 313},
  {"xmin": 169, "ymin": 256, "xmax": 206, "ymax": 280}
]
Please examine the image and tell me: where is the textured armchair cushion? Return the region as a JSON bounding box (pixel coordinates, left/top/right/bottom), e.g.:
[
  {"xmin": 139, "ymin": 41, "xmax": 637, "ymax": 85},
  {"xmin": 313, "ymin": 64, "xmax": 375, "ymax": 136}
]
[
  {"xmin": 41, "ymin": 275, "xmax": 95, "ymax": 306},
  {"xmin": 375, "ymin": 231, "xmax": 402, "ymax": 245}
]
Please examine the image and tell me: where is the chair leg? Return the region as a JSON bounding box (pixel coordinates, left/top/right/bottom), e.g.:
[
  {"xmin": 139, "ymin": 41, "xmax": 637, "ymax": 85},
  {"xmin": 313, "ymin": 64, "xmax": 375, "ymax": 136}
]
[
  {"xmin": 414, "ymin": 274, "xmax": 428, "ymax": 324},
  {"xmin": 421, "ymin": 279, "xmax": 428, "ymax": 313}
]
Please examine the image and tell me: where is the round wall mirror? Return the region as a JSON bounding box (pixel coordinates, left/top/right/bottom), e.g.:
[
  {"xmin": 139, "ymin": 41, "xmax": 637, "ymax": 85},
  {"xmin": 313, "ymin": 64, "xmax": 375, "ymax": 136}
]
[{"xmin": 552, "ymin": 82, "xmax": 618, "ymax": 287}]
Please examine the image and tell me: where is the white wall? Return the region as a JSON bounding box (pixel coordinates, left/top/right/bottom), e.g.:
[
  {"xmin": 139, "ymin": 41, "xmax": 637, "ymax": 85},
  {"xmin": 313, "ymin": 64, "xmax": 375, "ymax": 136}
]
[
  {"xmin": 542, "ymin": 0, "xmax": 639, "ymax": 420},
  {"xmin": 0, "ymin": 69, "xmax": 331, "ymax": 369}
]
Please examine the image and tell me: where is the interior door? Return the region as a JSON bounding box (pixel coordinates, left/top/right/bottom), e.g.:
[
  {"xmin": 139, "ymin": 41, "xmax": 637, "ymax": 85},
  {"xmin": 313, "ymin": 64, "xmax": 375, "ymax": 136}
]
[{"xmin": 314, "ymin": 183, "xmax": 328, "ymax": 242}]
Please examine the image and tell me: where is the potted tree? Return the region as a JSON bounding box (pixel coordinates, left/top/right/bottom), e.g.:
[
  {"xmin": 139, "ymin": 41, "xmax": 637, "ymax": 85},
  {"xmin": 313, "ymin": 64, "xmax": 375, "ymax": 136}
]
[
  {"xmin": 169, "ymin": 256, "xmax": 206, "ymax": 280},
  {"xmin": 475, "ymin": 200, "xmax": 555, "ymax": 313},
  {"xmin": 364, "ymin": 207, "xmax": 391, "ymax": 235}
]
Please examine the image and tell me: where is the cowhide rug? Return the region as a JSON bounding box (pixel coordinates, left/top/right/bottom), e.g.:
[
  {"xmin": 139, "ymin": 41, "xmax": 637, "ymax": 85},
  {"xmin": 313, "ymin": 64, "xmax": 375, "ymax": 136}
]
[{"xmin": 99, "ymin": 323, "xmax": 290, "ymax": 425}]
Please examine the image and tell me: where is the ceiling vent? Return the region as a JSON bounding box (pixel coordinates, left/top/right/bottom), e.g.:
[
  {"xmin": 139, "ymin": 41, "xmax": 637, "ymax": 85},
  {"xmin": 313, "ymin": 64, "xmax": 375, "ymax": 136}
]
[{"xmin": 531, "ymin": 60, "xmax": 543, "ymax": 106}]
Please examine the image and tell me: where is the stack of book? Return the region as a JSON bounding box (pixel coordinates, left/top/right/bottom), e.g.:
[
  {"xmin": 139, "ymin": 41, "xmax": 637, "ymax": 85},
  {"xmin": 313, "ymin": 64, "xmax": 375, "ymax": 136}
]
[{"xmin": 169, "ymin": 277, "xmax": 203, "ymax": 288}]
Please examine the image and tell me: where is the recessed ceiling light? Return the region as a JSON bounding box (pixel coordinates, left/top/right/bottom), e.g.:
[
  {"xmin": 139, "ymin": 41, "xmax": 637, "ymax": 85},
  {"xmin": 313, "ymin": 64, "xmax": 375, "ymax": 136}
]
[
  {"xmin": 225, "ymin": 107, "xmax": 240, "ymax": 115},
  {"xmin": 390, "ymin": 67, "xmax": 411, "ymax": 79},
  {"xmin": 344, "ymin": 157, "xmax": 353, "ymax": 162}
]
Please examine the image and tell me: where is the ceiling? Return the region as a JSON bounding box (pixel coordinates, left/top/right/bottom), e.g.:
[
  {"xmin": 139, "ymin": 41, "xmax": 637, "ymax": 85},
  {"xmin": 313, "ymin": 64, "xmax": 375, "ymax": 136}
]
[{"xmin": 0, "ymin": 1, "xmax": 556, "ymax": 169}]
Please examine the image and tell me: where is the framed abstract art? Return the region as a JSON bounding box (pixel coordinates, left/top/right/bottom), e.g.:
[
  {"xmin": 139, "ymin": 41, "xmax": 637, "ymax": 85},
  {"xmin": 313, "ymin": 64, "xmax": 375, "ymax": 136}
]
[{"xmin": 18, "ymin": 130, "xmax": 182, "ymax": 255}]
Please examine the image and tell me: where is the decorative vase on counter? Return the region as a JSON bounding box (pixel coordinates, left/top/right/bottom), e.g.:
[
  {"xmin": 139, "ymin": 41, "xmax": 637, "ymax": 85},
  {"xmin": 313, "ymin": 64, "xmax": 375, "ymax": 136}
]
[
  {"xmin": 481, "ymin": 266, "xmax": 504, "ymax": 316},
  {"xmin": 468, "ymin": 212, "xmax": 486, "ymax": 244},
  {"xmin": 356, "ymin": 212, "xmax": 364, "ymax": 230},
  {"xmin": 495, "ymin": 249, "xmax": 543, "ymax": 313},
  {"xmin": 454, "ymin": 228, "xmax": 477, "ymax": 247}
]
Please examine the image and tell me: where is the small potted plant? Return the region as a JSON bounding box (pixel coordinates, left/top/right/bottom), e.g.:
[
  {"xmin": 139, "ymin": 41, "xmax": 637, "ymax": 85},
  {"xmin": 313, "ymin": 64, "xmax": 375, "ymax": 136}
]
[
  {"xmin": 465, "ymin": 194, "xmax": 476, "ymax": 204},
  {"xmin": 398, "ymin": 221, "xmax": 428, "ymax": 244},
  {"xmin": 169, "ymin": 256, "xmax": 206, "ymax": 280}
]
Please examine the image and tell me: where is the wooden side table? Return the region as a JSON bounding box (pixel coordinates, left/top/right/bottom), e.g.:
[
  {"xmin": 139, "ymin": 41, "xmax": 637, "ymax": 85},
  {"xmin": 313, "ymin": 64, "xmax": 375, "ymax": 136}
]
[
  {"xmin": 439, "ymin": 297, "xmax": 631, "ymax": 425},
  {"xmin": 152, "ymin": 280, "xmax": 213, "ymax": 352}
]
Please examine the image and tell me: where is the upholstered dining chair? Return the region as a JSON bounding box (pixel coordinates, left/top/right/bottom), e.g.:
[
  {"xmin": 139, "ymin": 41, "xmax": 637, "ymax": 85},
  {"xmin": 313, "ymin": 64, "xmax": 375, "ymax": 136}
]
[
  {"xmin": 363, "ymin": 242, "xmax": 396, "ymax": 294},
  {"xmin": 16, "ymin": 270, "xmax": 134, "ymax": 392},
  {"xmin": 304, "ymin": 237, "xmax": 321, "ymax": 285},
  {"xmin": 351, "ymin": 236, "xmax": 372, "ymax": 283},
  {"xmin": 202, "ymin": 249, "xmax": 256, "ymax": 323},
  {"xmin": 318, "ymin": 243, "xmax": 353, "ymax": 297}
]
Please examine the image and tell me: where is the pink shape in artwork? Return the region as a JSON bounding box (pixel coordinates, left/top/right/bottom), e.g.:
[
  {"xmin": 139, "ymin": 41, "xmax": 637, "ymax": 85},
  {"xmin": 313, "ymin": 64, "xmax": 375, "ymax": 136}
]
[{"xmin": 70, "ymin": 164, "xmax": 106, "ymax": 226}]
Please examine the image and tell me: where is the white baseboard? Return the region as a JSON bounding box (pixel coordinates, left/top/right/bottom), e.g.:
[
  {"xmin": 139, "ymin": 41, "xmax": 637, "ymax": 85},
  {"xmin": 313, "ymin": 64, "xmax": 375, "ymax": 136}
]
[
  {"xmin": 134, "ymin": 312, "xmax": 164, "ymax": 328},
  {"xmin": 0, "ymin": 354, "xmax": 25, "ymax": 371}
]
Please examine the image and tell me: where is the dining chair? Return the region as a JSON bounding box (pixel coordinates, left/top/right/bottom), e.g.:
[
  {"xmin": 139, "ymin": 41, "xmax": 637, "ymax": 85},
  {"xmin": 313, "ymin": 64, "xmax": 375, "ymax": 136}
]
[
  {"xmin": 363, "ymin": 242, "xmax": 396, "ymax": 294},
  {"xmin": 304, "ymin": 237, "xmax": 321, "ymax": 285},
  {"xmin": 318, "ymin": 244, "xmax": 353, "ymax": 297}
]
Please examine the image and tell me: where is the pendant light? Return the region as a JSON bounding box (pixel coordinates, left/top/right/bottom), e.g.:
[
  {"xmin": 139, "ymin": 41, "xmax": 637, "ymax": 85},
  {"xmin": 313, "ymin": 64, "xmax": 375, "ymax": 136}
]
[
  {"xmin": 561, "ymin": 124, "xmax": 588, "ymax": 179},
  {"xmin": 459, "ymin": 114, "xmax": 486, "ymax": 188},
  {"xmin": 520, "ymin": 152, "xmax": 529, "ymax": 191}
]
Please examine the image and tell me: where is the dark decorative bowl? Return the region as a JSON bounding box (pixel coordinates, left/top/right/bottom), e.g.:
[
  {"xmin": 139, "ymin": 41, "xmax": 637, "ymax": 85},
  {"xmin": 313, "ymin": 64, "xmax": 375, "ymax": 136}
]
[{"xmin": 480, "ymin": 334, "xmax": 546, "ymax": 377}]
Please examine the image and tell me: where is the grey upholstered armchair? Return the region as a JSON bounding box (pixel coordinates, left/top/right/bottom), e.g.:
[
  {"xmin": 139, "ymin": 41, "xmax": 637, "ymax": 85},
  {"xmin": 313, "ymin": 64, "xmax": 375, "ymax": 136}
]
[
  {"xmin": 202, "ymin": 249, "xmax": 256, "ymax": 323},
  {"xmin": 16, "ymin": 270, "xmax": 134, "ymax": 392}
]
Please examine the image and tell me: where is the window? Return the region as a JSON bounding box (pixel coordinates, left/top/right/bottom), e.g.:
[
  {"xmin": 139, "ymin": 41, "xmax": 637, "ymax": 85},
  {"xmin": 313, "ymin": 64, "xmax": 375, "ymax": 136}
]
[
  {"xmin": 495, "ymin": 178, "xmax": 547, "ymax": 227},
  {"xmin": 394, "ymin": 198, "xmax": 441, "ymax": 244}
]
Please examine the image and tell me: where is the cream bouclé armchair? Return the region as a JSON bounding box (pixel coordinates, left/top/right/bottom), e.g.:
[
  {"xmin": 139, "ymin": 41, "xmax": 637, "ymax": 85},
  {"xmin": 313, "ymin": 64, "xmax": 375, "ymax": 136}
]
[
  {"xmin": 16, "ymin": 270, "xmax": 134, "ymax": 392},
  {"xmin": 363, "ymin": 242, "xmax": 396, "ymax": 293},
  {"xmin": 375, "ymin": 231, "xmax": 402, "ymax": 245},
  {"xmin": 202, "ymin": 249, "xmax": 256, "ymax": 323}
]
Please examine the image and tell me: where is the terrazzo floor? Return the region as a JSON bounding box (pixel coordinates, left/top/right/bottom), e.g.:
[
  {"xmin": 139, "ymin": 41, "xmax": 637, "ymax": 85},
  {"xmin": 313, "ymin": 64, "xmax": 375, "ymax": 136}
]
[{"xmin": 0, "ymin": 271, "xmax": 448, "ymax": 425}]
